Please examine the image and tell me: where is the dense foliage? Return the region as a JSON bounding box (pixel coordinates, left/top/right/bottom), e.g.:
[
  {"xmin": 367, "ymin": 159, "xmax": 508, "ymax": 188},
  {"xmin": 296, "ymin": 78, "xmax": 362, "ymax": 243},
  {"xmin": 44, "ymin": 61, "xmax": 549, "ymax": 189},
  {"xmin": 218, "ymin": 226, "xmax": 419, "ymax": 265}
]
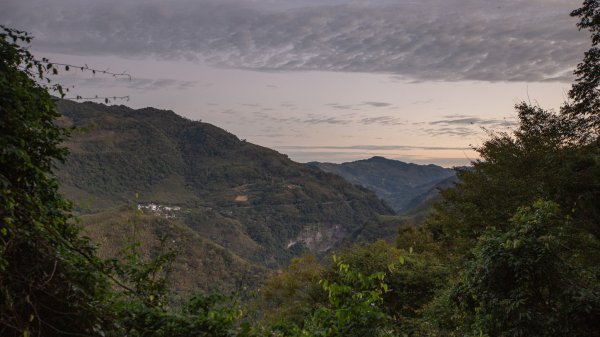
[
  {"xmin": 0, "ymin": 26, "xmax": 115, "ymax": 337},
  {"xmin": 254, "ymin": 241, "xmax": 449, "ymax": 336},
  {"xmin": 451, "ymin": 201, "xmax": 599, "ymax": 337},
  {"xmin": 567, "ymin": 0, "xmax": 600, "ymax": 133},
  {"xmin": 0, "ymin": 26, "xmax": 257, "ymax": 337}
]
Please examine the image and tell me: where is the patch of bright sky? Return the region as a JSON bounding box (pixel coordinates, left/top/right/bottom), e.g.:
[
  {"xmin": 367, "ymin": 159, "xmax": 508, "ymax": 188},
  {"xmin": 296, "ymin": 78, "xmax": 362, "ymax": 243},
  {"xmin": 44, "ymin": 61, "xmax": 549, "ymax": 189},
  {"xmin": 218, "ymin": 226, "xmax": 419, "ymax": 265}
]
[{"xmin": 44, "ymin": 52, "xmax": 570, "ymax": 167}]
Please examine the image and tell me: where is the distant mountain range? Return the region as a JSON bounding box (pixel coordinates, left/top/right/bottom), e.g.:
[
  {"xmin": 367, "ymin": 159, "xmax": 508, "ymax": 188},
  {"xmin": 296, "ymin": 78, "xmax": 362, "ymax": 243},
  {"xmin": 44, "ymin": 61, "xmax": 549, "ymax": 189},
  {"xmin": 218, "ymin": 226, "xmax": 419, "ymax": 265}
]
[
  {"xmin": 309, "ymin": 156, "xmax": 457, "ymax": 213},
  {"xmin": 56, "ymin": 100, "xmax": 394, "ymax": 292}
]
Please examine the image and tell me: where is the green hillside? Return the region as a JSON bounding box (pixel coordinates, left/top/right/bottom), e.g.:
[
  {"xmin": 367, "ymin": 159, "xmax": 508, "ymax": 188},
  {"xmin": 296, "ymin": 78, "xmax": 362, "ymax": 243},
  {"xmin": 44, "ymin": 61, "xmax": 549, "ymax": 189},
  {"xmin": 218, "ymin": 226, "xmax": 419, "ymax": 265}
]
[
  {"xmin": 79, "ymin": 206, "xmax": 264, "ymax": 294},
  {"xmin": 56, "ymin": 100, "xmax": 393, "ymax": 290},
  {"xmin": 309, "ymin": 156, "xmax": 456, "ymax": 212}
]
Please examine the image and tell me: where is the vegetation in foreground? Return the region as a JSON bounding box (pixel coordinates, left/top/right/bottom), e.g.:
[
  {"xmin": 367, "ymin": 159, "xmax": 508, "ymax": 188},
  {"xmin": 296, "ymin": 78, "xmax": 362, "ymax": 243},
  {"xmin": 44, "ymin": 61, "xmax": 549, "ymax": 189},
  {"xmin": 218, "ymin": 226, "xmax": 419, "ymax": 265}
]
[{"xmin": 1, "ymin": 1, "xmax": 600, "ymax": 336}]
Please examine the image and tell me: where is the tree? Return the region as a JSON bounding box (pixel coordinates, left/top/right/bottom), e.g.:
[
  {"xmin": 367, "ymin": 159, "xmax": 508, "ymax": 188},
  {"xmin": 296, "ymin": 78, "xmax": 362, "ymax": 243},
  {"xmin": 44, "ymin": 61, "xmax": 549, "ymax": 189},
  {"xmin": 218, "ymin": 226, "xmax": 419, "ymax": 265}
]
[
  {"xmin": 337, "ymin": 240, "xmax": 448, "ymax": 334},
  {"xmin": 0, "ymin": 25, "xmax": 259, "ymax": 337},
  {"xmin": 257, "ymin": 255, "xmax": 326, "ymax": 327},
  {"xmin": 0, "ymin": 26, "xmax": 115, "ymax": 336},
  {"xmin": 566, "ymin": 0, "xmax": 600, "ymax": 135},
  {"xmin": 451, "ymin": 201, "xmax": 600, "ymax": 337},
  {"xmin": 425, "ymin": 103, "xmax": 600, "ymax": 252},
  {"xmin": 293, "ymin": 257, "xmax": 394, "ymax": 337},
  {"xmin": 418, "ymin": 2, "xmax": 600, "ymax": 335}
]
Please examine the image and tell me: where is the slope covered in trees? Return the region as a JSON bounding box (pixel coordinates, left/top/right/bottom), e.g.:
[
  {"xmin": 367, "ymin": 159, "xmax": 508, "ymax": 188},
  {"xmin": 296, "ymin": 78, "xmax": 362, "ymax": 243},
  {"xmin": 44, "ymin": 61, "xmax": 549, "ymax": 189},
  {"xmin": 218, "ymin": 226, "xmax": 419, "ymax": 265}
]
[
  {"xmin": 0, "ymin": 26, "xmax": 117, "ymax": 336},
  {"xmin": 55, "ymin": 99, "xmax": 393, "ymax": 290},
  {"xmin": 310, "ymin": 156, "xmax": 456, "ymax": 213}
]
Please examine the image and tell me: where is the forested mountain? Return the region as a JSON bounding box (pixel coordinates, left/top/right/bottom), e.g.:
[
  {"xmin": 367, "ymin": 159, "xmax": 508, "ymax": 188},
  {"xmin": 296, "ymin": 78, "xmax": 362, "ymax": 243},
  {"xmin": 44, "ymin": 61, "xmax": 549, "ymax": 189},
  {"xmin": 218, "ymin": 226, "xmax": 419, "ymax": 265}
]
[
  {"xmin": 309, "ymin": 156, "xmax": 456, "ymax": 212},
  {"xmin": 55, "ymin": 100, "xmax": 394, "ymax": 291}
]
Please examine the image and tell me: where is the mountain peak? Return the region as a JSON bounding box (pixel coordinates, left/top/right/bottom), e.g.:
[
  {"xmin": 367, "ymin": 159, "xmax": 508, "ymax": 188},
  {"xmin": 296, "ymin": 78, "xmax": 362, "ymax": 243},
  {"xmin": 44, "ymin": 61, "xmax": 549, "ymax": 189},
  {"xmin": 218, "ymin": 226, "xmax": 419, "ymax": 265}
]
[
  {"xmin": 311, "ymin": 157, "xmax": 456, "ymax": 212},
  {"xmin": 366, "ymin": 156, "xmax": 391, "ymax": 162},
  {"xmin": 364, "ymin": 156, "xmax": 411, "ymax": 167}
]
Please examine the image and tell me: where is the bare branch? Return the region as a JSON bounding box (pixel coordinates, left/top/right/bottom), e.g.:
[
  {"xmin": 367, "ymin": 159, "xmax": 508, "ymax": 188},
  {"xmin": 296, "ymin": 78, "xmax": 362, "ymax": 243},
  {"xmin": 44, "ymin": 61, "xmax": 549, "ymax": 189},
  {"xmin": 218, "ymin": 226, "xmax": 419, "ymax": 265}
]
[
  {"xmin": 42, "ymin": 61, "xmax": 131, "ymax": 80},
  {"xmin": 63, "ymin": 95, "xmax": 131, "ymax": 104}
]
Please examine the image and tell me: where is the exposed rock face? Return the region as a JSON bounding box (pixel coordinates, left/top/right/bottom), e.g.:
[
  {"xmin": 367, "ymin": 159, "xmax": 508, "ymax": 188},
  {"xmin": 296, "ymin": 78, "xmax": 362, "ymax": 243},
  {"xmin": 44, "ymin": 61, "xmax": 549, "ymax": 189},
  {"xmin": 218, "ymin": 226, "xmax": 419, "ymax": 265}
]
[{"xmin": 287, "ymin": 223, "xmax": 349, "ymax": 253}]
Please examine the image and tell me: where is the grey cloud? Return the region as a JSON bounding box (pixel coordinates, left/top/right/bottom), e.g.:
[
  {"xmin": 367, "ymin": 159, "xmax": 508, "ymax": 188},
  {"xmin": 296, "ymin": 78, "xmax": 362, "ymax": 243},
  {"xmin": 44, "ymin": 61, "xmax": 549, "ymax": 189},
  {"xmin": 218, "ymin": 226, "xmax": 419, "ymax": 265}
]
[
  {"xmin": 255, "ymin": 110, "xmax": 402, "ymax": 126},
  {"xmin": 430, "ymin": 118, "xmax": 482, "ymax": 125},
  {"xmin": 125, "ymin": 78, "xmax": 196, "ymax": 90},
  {"xmin": 326, "ymin": 103, "xmax": 356, "ymax": 110},
  {"xmin": 56, "ymin": 74, "xmax": 197, "ymax": 90},
  {"xmin": 278, "ymin": 145, "xmax": 470, "ymax": 151},
  {"xmin": 326, "ymin": 102, "xmax": 396, "ymax": 110},
  {"xmin": 422, "ymin": 127, "xmax": 479, "ymax": 137},
  {"xmin": 359, "ymin": 116, "xmax": 404, "ymax": 126},
  {"xmin": 302, "ymin": 117, "xmax": 352, "ymax": 125},
  {"xmin": 430, "ymin": 116, "xmax": 517, "ymax": 128},
  {"xmin": 442, "ymin": 114, "xmax": 470, "ymax": 118},
  {"xmin": 280, "ymin": 102, "xmax": 297, "ymax": 108},
  {"xmin": 2, "ymin": 0, "xmax": 586, "ymax": 82},
  {"xmin": 362, "ymin": 101, "xmax": 394, "ymax": 108},
  {"xmin": 333, "ymin": 105, "xmax": 353, "ymax": 110}
]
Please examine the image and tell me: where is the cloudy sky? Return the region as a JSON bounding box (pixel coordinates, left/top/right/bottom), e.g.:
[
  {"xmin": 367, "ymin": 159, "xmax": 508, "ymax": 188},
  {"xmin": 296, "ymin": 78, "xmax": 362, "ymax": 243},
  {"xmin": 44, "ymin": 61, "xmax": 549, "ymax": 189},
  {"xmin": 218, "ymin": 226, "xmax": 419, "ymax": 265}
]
[{"xmin": 2, "ymin": 0, "xmax": 590, "ymax": 166}]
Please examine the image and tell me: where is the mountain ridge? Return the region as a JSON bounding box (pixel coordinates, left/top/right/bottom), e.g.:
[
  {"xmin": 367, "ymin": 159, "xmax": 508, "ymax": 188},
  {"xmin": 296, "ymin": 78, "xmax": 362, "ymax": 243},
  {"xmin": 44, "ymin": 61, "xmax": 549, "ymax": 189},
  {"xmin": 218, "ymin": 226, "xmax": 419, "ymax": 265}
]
[
  {"xmin": 308, "ymin": 156, "xmax": 456, "ymax": 213},
  {"xmin": 56, "ymin": 100, "xmax": 394, "ymax": 291}
]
